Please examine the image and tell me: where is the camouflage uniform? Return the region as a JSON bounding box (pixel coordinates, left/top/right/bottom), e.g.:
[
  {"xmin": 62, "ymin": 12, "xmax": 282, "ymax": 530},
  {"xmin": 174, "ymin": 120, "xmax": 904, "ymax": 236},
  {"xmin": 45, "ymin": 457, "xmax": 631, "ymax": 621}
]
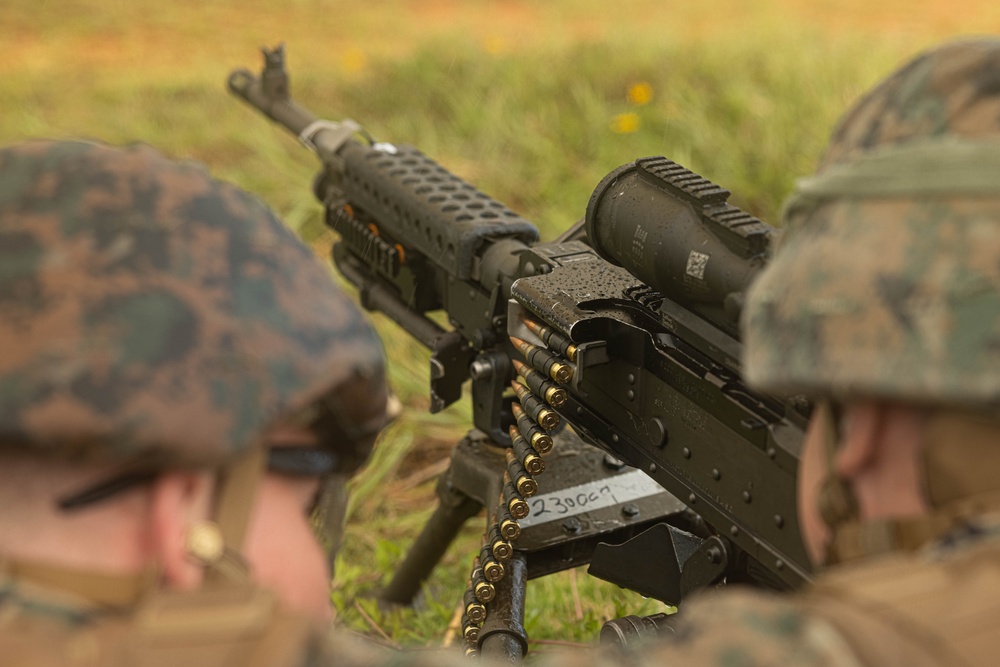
[{"xmin": 0, "ymin": 140, "xmax": 392, "ymax": 666}]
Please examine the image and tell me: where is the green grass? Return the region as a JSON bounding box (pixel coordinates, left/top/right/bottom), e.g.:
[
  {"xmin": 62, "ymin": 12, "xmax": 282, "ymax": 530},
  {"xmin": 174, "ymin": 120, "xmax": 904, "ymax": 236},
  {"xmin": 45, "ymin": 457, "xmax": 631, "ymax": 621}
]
[{"xmin": 5, "ymin": 0, "xmax": 999, "ymax": 651}]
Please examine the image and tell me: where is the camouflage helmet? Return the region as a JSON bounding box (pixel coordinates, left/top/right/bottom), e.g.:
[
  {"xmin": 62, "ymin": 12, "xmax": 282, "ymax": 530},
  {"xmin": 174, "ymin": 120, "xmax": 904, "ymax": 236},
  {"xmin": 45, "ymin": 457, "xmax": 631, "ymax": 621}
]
[
  {"xmin": 744, "ymin": 39, "xmax": 1000, "ymax": 411},
  {"xmin": 0, "ymin": 140, "xmax": 390, "ymax": 468}
]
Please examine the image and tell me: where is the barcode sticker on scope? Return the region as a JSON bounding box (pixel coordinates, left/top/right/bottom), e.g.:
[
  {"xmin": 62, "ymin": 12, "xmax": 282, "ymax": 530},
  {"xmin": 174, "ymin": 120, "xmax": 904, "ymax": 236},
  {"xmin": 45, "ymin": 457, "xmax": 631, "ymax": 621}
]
[
  {"xmin": 519, "ymin": 469, "xmax": 665, "ymax": 528},
  {"xmin": 686, "ymin": 250, "xmax": 710, "ymax": 279}
]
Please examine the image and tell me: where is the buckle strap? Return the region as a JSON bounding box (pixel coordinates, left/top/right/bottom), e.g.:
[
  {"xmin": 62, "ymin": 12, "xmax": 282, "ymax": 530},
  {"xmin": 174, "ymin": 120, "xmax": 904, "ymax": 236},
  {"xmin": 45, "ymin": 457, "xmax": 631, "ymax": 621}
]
[
  {"xmin": 0, "ymin": 560, "xmax": 156, "ymax": 608},
  {"xmin": 831, "ymin": 491, "xmax": 1000, "ymax": 563},
  {"xmin": 205, "ymin": 447, "xmax": 267, "ymax": 585}
]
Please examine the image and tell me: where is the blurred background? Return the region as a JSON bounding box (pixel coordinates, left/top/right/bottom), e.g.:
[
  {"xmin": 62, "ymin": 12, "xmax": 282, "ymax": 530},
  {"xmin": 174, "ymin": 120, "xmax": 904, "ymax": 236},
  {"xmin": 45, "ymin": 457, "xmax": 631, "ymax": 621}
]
[{"xmin": 6, "ymin": 0, "xmax": 999, "ymax": 652}]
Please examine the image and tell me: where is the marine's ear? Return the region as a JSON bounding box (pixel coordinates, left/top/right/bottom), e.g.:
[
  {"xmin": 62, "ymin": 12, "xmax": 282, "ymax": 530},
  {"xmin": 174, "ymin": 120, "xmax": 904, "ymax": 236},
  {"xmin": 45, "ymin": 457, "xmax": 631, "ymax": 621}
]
[
  {"xmin": 834, "ymin": 403, "xmax": 882, "ymax": 480},
  {"xmin": 148, "ymin": 470, "xmax": 215, "ymax": 590}
]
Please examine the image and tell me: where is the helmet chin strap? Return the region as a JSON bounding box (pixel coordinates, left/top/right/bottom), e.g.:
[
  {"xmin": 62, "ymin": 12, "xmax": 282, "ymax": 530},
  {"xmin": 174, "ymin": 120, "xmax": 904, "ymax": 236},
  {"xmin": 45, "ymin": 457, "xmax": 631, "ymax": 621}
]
[
  {"xmin": 193, "ymin": 446, "xmax": 268, "ymax": 586},
  {"xmin": 813, "ymin": 401, "xmax": 861, "ymax": 566}
]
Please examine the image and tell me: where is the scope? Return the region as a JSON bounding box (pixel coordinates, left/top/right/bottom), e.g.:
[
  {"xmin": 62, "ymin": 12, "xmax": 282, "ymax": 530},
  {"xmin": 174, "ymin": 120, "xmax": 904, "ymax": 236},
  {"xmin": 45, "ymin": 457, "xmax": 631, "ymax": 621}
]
[{"xmin": 585, "ymin": 157, "xmax": 774, "ymax": 336}]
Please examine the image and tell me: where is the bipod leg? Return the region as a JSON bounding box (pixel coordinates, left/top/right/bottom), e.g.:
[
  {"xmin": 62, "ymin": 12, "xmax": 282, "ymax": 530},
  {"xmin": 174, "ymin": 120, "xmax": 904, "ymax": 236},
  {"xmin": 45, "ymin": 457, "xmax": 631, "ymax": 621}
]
[
  {"xmin": 478, "ymin": 552, "xmax": 528, "ymax": 663},
  {"xmin": 380, "ymin": 464, "xmax": 482, "ymax": 605}
]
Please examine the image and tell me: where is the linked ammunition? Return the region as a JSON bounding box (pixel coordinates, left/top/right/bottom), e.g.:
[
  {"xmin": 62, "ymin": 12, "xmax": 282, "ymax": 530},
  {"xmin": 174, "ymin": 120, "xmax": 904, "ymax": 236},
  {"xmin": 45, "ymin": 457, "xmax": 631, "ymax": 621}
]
[
  {"xmin": 503, "ymin": 474, "xmax": 530, "ymax": 519},
  {"xmin": 497, "ymin": 502, "xmax": 521, "ymax": 541},
  {"xmin": 489, "ymin": 522, "xmax": 513, "ymax": 561},
  {"xmin": 511, "ymin": 403, "xmax": 554, "ymax": 454},
  {"xmin": 479, "ymin": 542, "xmax": 505, "ymax": 583},
  {"xmin": 521, "ymin": 316, "xmax": 578, "ymax": 362},
  {"xmin": 474, "ymin": 579, "xmax": 495, "ymax": 603},
  {"xmin": 464, "ymin": 646, "xmax": 479, "ymax": 658},
  {"xmin": 511, "ymin": 381, "xmax": 560, "ymax": 431},
  {"xmin": 463, "ymin": 619, "xmax": 480, "ymax": 644},
  {"xmin": 512, "ymin": 359, "xmax": 568, "ymax": 407},
  {"xmin": 464, "ymin": 586, "xmax": 486, "ymax": 624},
  {"xmin": 505, "ymin": 447, "xmax": 538, "ymax": 497},
  {"xmin": 509, "ymin": 425, "xmax": 545, "ymax": 474},
  {"xmin": 510, "ymin": 336, "xmax": 574, "ymax": 384},
  {"xmin": 470, "ymin": 557, "xmax": 495, "ymax": 603}
]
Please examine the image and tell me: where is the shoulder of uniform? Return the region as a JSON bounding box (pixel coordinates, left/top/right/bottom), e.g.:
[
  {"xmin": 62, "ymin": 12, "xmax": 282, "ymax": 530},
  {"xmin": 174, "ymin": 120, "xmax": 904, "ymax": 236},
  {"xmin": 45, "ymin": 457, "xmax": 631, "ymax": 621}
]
[
  {"xmin": 106, "ymin": 585, "xmax": 322, "ymax": 667},
  {"xmin": 803, "ymin": 536, "xmax": 1000, "ymax": 667},
  {"xmin": 536, "ymin": 589, "xmax": 864, "ymax": 667},
  {"xmin": 656, "ymin": 588, "xmax": 865, "ymax": 667},
  {"xmin": 813, "ymin": 529, "xmax": 1000, "ymax": 596}
]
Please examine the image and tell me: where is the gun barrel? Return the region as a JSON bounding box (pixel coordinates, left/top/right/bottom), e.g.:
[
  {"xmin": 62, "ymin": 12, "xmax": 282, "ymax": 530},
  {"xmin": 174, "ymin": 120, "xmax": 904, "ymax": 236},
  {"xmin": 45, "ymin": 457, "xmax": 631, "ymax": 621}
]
[
  {"xmin": 227, "ymin": 68, "xmax": 317, "ymax": 138},
  {"xmin": 228, "ymin": 46, "xmax": 367, "ymax": 166}
]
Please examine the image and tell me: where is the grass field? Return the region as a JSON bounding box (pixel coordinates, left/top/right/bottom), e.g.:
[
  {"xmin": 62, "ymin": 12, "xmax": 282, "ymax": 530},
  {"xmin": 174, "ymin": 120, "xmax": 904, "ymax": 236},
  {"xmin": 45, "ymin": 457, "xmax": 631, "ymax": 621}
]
[{"xmin": 6, "ymin": 0, "xmax": 1000, "ymax": 654}]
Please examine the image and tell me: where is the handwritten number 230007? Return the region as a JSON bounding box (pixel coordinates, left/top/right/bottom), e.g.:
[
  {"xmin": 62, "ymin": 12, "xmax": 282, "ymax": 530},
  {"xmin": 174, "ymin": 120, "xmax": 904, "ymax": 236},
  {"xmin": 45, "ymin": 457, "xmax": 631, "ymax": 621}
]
[{"xmin": 530, "ymin": 485, "xmax": 618, "ymax": 517}]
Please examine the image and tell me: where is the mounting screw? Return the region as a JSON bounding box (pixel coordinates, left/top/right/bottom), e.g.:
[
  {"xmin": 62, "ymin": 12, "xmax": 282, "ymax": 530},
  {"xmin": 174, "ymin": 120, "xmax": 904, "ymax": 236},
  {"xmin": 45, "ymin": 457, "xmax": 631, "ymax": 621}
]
[
  {"xmin": 562, "ymin": 518, "xmax": 582, "ymax": 534},
  {"xmin": 742, "ymin": 491, "xmax": 752, "ymax": 504},
  {"xmin": 711, "ymin": 468, "xmax": 721, "ymax": 480},
  {"xmin": 622, "ymin": 503, "xmax": 640, "ymax": 518}
]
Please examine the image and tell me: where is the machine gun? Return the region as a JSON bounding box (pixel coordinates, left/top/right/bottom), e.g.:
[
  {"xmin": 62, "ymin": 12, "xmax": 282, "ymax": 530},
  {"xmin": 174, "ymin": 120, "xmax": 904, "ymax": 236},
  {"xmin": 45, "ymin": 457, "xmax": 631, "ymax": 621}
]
[{"xmin": 229, "ymin": 45, "xmax": 811, "ymax": 661}]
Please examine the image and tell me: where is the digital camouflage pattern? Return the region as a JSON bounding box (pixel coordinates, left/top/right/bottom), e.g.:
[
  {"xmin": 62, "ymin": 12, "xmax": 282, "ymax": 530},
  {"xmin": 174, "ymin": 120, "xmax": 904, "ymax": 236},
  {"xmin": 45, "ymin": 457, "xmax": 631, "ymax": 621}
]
[
  {"xmin": 818, "ymin": 39, "xmax": 1000, "ymax": 170},
  {"xmin": 744, "ymin": 39, "xmax": 1000, "ymax": 408},
  {"xmin": 0, "ymin": 140, "xmax": 389, "ymax": 466},
  {"xmin": 10, "ymin": 528, "xmax": 1000, "ymax": 666}
]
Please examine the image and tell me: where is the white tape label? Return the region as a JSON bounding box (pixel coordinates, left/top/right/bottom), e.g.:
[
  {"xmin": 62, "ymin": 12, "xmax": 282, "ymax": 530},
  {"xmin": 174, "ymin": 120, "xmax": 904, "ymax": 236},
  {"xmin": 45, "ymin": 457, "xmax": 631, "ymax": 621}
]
[{"xmin": 519, "ymin": 469, "xmax": 665, "ymax": 528}]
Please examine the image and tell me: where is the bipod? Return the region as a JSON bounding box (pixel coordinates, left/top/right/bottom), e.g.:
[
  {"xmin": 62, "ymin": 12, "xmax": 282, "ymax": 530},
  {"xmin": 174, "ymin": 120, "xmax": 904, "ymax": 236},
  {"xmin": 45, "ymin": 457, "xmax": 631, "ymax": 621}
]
[{"xmin": 380, "ymin": 427, "xmax": 697, "ymax": 661}]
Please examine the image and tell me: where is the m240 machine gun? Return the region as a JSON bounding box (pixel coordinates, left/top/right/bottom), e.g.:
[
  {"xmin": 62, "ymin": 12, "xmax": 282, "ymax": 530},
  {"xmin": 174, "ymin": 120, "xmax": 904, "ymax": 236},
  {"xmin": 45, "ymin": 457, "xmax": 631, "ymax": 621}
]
[{"xmin": 229, "ymin": 46, "xmax": 810, "ymax": 661}]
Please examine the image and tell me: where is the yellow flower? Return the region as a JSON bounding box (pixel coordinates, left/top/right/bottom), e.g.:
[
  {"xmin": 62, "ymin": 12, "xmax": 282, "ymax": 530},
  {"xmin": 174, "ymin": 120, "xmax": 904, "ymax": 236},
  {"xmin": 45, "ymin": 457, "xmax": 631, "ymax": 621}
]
[
  {"xmin": 611, "ymin": 112, "xmax": 641, "ymax": 134},
  {"xmin": 627, "ymin": 82, "xmax": 653, "ymax": 106},
  {"xmin": 341, "ymin": 47, "xmax": 367, "ymax": 74},
  {"xmin": 483, "ymin": 36, "xmax": 507, "ymax": 56}
]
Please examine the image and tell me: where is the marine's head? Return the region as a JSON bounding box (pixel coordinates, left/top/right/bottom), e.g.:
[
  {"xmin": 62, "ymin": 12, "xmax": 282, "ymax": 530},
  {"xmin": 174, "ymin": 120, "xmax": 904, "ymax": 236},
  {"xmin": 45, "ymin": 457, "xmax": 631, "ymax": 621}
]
[
  {"xmin": 743, "ymin": 39, "xmax": 1000, "ymax": 566},
  {"xmin": 0, "ymin": 140, "xmax": 392, "ymax": 618}
]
